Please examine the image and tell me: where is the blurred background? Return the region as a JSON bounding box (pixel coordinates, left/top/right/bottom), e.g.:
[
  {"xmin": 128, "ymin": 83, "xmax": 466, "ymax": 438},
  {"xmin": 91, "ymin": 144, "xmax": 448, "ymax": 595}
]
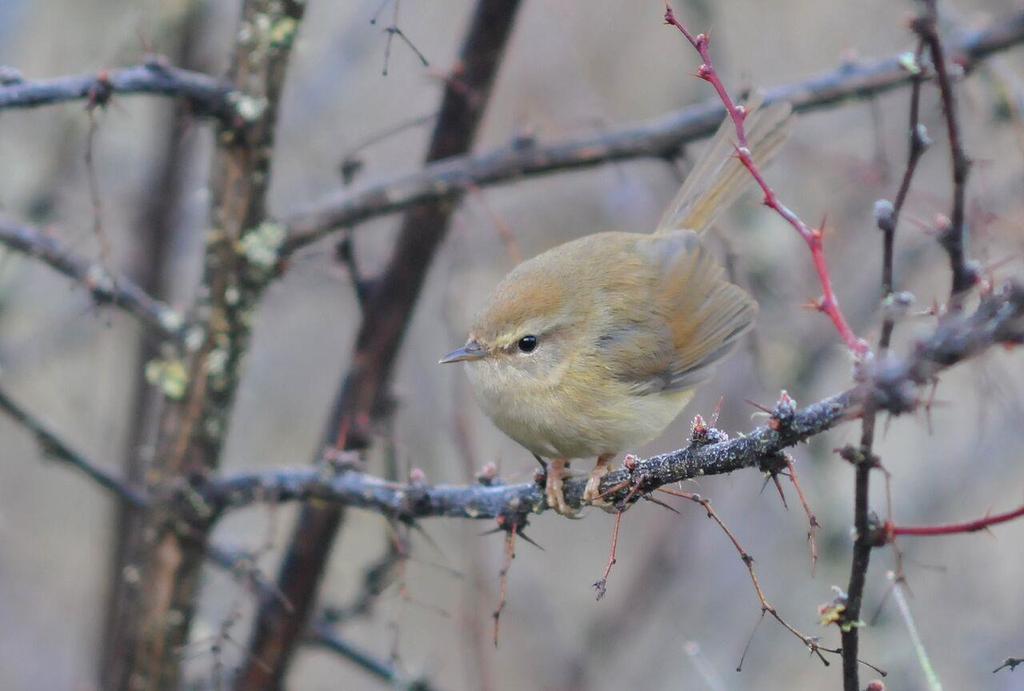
[{"xmin": 2, "ymin": 0, "xmax": 1024, "ymax": 689}]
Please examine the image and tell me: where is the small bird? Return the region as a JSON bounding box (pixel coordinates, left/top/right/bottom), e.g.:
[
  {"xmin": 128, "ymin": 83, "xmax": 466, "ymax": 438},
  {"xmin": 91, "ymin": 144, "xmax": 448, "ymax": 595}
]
[{"xmin": 441, "ymin": 95, "xmax": 791, "ymax": 515}]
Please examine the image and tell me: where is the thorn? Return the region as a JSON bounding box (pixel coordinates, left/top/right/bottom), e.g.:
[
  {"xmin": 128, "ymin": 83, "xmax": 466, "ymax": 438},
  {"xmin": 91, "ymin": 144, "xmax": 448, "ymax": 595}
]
[
  {"xmin": 642, "ymin": 494, "xmax": 681, "ymax": 514},
  {"xmin": 407, "ymin": 521, "xmax": 444, "ymax": 557},
  {"xmin": 771, "ymin": 473, "xmax": 789, "ymax": 510},
  {"xmin": 515, "ymin": 526, "xmax": 544, "ymax": 551},
  {"xmin": 745, "ymin": 398, "xmax": 773, "ymax": 414}
]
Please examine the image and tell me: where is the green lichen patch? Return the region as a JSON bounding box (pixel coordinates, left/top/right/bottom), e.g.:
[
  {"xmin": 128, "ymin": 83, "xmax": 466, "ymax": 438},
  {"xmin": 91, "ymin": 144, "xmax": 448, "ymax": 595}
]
[{"xmin": 145, "ymin": 357, "xmax": 189, "ymax": 400}]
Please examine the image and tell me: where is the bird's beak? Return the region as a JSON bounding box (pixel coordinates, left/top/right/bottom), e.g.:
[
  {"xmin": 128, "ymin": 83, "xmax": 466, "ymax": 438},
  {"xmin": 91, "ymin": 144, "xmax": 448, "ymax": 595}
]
[{"xmin": 439, "ymin": 340, "xmax": 486, "ymax": 364}]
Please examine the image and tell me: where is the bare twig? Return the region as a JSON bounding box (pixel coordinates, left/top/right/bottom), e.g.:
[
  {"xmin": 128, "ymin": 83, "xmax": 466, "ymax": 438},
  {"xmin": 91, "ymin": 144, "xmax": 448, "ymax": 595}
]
[
  {"xmin": 376, "ymin": 0, "xmax": 430, "ymax": 76},
  {"xmin": 0, "ymin": 61, "xmax": 235, "ymax": 118},
  {"xmin": 307, "ymin": 620, "xmax": 435, "ymax": 690},
  {"xmin": 0, "ymin": 387, "xmax": 148, "ymax": 507},
  {"xmin": 658, "ymin": 488, "xmax": 847, "ymax": 669},
  {"xmin": 83, "ymin": 109, "xmax": 113, "ymax": 289},
  {"xmin": 0, "ymin": 218, "xmax": 185, "ymax": 338},
  {"xmin": 994, "ymin": 657, "xmax": 1024, "ymax": 673},
  {"xmin": 914, "ymin": 0, "xmax": 976, "ymax": 304},
  {"xmin": 783, "ymin": 455, "xmax": 820, "ymax": 575},
  {"xmin": 492, "ymin": 527, "xmax": 516, "ymax": 647},
  {"xmin": 883, "ymin": 501, "xmax": 1024, "ymax": 537},
  {"xmin": 878, "ymin": 40, "xmax": 929, "ymax": 351},
  {"xmin": 665, "ymin": 2, "xmax": 865, "ymax": 353},
  {"xmin": 592, "ymin": 501, "xmax": 628, "ymax": 601}
]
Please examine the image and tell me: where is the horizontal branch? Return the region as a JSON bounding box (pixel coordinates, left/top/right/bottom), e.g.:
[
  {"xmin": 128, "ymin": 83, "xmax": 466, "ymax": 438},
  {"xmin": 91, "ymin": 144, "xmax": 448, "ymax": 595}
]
[
  {"xmin": 885, "ymin": 502, "xmax": 1024, "ymax": 537},
  {"xmin": 202, "ymin": 281, "xmax": 1024, "ymax": 521},
  {"xmin": 870, "ymin": 281, "xmax": 1024, "ymax": 412},
  {"xmin": 0, "ymin": 61, "xmax": 235, "ymax": 118},
  {"xmin": 0, "ymin": 385, "xmax": 285, "ymax": 604},
  {"xmin": 205, "ymin": 389, "xmax": 849, "ymax": 521},
  {"xmin": 280, "ymin": 7, "xmax": 1024, "ymax": 253},
  {"xmin": 0, "ymin": 386, "xmax": 149, "ymax": 507},
  {"xmin": 0, "ymin": 218, "xmax": 185, "ymax": 339}
]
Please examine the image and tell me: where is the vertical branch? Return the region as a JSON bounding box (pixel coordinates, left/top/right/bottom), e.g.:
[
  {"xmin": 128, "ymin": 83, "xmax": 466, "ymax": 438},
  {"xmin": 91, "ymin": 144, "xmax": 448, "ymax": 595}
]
[
  {"xmin": 878, "ymin": 40, "xmax": 928, "ymax": 350},
  {"xmin": 101, "ymin": 4, "xmax": 210, "ymax": 683},
  {"xmin": 233, "ymin": 2, "xmax": 522, "ymax": 688},
  {"xmin": 914, "ymin": 0, "xmax": 975, "ymax": 304},
  {"xmin": 112, "ymin": 2, "xmax": 306, "ymax": 688},
  {"xmin": 842, "ymin": 35, "xmax": 930, "ymax": 691}
]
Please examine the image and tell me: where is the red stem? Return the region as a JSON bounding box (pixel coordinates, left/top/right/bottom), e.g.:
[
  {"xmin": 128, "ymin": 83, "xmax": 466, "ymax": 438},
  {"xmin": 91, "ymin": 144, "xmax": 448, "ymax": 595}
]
[
  {"xmin": 887, "ymin": 502, "xmax": 1024, "ymax": 537},
  {"xmin": 664, "ymin": 4, "xmax": 868, "ymax": 355}
]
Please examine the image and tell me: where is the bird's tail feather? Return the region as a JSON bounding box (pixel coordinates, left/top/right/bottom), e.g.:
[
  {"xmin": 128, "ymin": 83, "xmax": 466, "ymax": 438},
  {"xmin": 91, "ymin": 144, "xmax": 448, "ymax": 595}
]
[{"xmin": 656, "ymin": 92, "xmax": 791, "ymax": 235}]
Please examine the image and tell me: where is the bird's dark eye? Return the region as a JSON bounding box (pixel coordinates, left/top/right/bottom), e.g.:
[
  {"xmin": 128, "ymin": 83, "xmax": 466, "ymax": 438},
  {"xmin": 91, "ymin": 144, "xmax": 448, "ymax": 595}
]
[{"xmin": 517, "ymin": 335, "xmax": 538, "ymax": 353}]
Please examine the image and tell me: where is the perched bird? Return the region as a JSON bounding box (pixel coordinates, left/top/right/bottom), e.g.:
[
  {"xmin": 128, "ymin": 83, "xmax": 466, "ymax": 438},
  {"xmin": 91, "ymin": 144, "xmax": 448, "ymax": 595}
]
[{"xmin": 441, "ymin": 95, "xmax": 791, "ymax": 515}]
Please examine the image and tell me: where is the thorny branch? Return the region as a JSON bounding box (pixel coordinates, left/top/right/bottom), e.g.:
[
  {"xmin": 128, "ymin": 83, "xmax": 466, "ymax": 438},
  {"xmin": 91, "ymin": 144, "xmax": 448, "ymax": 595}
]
[
  {"xmin": 658, "ymin": 488, "xmax": 842, "ymax": 668},
  {"xmin": 279, "ymin": 6, "xmax": 1024, "ymax": 257},
  {"xmin": 665, "ymin": 2, "xmax": 865, "ymax": 353},
  {"xmin": 198, "ymin": 282, "xmax": 1024, "ymax": 521},
  {"xmin": 0, "ymin": 218, "xmax": 186, "ymax": 339}
]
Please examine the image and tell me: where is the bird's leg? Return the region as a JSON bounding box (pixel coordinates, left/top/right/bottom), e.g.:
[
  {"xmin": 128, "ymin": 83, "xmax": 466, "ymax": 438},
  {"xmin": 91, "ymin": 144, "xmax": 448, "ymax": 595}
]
[
  {"xmin": 583, "ymin": 453, "xmax": 615, "ymax": 507},
  {"xmin": 545, "ymin": 458, "xmax": 574, "ymax": 516}
]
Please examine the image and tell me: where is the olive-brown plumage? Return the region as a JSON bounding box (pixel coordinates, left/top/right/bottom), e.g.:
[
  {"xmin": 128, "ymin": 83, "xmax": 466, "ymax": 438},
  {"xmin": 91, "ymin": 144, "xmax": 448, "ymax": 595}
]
[{"xmin": 442, "ymin": 96, "xmax": 791, "ymax": 515}]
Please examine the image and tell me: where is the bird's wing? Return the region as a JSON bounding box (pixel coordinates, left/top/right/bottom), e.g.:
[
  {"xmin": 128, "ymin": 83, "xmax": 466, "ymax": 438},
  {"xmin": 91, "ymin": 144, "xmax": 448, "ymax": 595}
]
[
  {"xmin": 656, "ymin": 92, "xmax": 791, "ymax": 235},
  {"xmin": 602, "ymin": 231, "xmax": 756, "ymax": 395}
]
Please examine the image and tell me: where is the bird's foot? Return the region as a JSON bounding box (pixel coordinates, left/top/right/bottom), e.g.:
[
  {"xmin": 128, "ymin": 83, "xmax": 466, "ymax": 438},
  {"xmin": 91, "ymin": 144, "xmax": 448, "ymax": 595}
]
[
  {"xmin": 582, "ymin": 466, "xmax": 610, "ymax": 505},
  {"xmin": 545, "ymin": 458, "xmax": 576, "ymax": 517},
  {"xmin": 583, "ymin": 454, "xmax": 616, "ymax": 511}
]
